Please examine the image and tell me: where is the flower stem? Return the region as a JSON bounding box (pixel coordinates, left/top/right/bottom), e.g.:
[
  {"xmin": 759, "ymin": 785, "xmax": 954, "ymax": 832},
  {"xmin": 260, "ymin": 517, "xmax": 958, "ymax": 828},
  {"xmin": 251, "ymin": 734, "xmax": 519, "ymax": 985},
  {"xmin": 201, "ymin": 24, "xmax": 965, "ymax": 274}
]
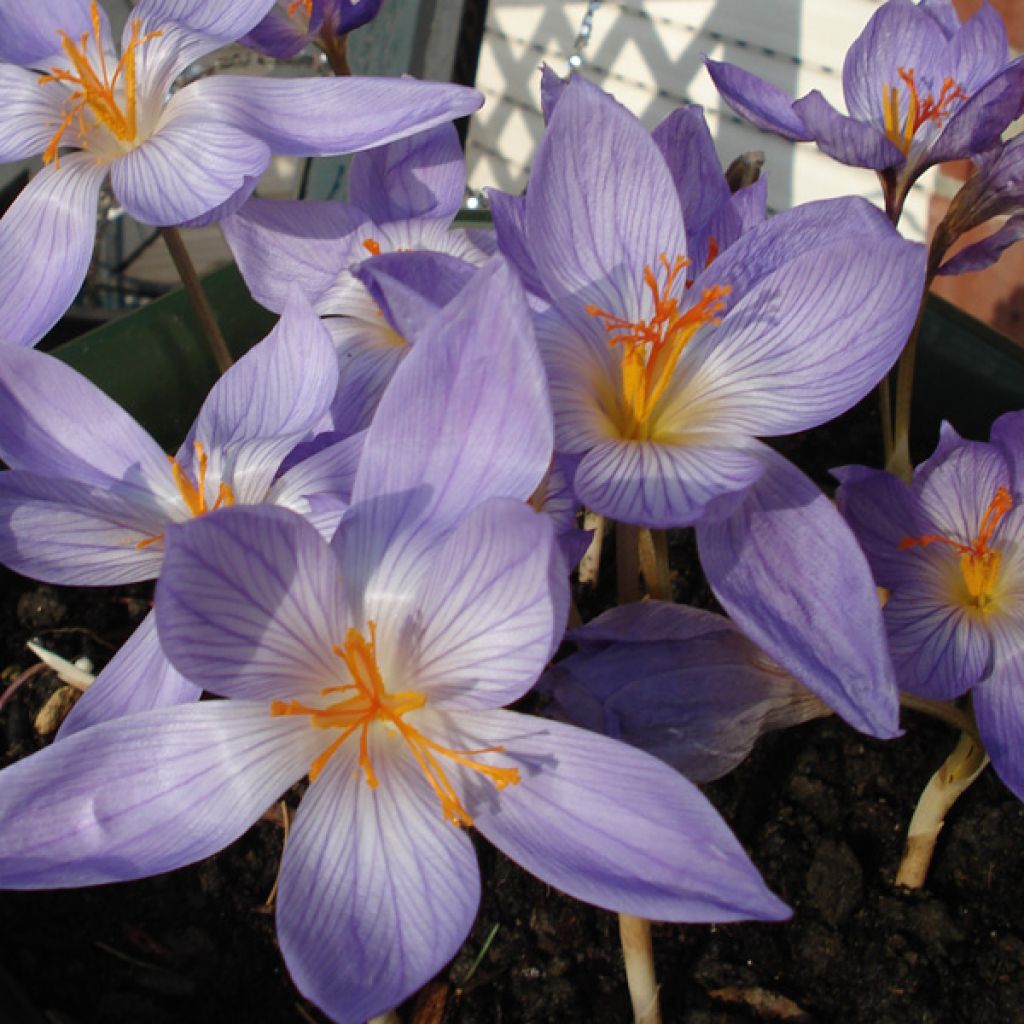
[
  {"xmin": 614, "ymin": 520, "xmax": 662, "ymax": 1024},
  {"xmin": 367, "ymin": 1013, "xmax": 400, "ymax": 1024},
  {"xmin": 637, "ymin": 529, "xmax": 671, "ymax": 601},
  {"xmin": 615, "ymin": 521, "xmax": 641, "ymax": 604},
  {"xmin": 160, "ymin": 227, "xmax": 233, "ymax": 374},
  {"xmin": 895, "ymin": 729, "xmax": 988, "ymax": 889},
  {"xmin": 886, "ymin": 274, "xmax": 933, "ymax": 483},
  {"xmin": 619, "ymin": 914, "xmax": 662, "ymax": 1024},
  {"xmin": 318, "ymin": 31, "xmax": 351, "ymax": 76},
  {"xmin": 899, "ymin": 692, "xmax": 978, "ymax": 738}
]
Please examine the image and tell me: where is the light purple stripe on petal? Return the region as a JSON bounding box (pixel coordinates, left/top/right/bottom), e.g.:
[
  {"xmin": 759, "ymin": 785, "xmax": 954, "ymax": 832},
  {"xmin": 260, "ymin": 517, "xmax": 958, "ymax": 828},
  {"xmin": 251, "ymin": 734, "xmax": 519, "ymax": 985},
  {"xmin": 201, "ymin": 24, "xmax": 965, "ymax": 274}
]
[
  {"xmin": 0, "ymin": 701, "xmax": 317, "ymax": 889},
  {"xmin": 277, "ymin": 734, "xmax": 478, "ymax": 1024},
  {"xmin": 0, "ymin": 154, "xmax": 108, "ymax": 346},
  {"xmin": 448, "ymin": 708, "xmax": 790, "ymax": 922}
]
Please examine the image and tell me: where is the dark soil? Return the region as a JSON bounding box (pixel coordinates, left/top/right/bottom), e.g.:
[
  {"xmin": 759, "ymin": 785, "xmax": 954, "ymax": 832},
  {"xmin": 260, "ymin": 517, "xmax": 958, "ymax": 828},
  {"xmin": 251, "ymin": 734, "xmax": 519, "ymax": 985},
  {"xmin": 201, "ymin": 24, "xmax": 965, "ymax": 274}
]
[{"xmin": 1, "ymin": 395, "xmax": 1022, "ymax": 1024}]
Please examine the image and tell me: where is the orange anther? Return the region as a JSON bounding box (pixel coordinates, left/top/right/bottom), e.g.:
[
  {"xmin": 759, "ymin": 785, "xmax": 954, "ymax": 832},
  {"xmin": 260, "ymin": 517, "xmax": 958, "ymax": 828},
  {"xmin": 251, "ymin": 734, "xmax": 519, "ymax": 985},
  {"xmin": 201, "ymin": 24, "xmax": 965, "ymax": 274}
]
[
  {"xmin": 38, "ymin": 1, "xmax": 162, "ymax": 167},
  {"xmin": 587, "ymin": 253, "xmax": 730, "ymax": 436},
  {"xmin": 362, "ymin": 237, "xmax": 382, "ymax": 256},
  {"xmin": 272, "ymin": 622, "xmax": 520, "ymax": 824},
  {"xmin": 900, "ymin": 486, "xmax": 1012, "ymax": 609}
]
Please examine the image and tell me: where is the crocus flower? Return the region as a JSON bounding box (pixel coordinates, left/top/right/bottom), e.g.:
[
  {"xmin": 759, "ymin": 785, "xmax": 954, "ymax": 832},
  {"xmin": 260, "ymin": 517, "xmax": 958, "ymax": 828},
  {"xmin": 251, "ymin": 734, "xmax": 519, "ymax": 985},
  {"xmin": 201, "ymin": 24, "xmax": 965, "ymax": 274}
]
[
  {"xmin": 491, "ymin": 68, "xmax": 767, "ymax": 305},
  {"xmin": 707, "ymin": 0, "xmax": 1024, "ymax": 219},
  {"xmin": 222, "ymin": 122, "xmax": 490, "ymax": 433},
  {"xmin": 835, "ymin": 412, "xmax": 1024, "ymax": 800},
  {"xmin": 0, "ymin": 257, "xmax": 787, "ymax": 1023},
  {"xmin": 0, "ymin": 0, "xmax": 481, "ymax": 345},
  {"xmin": 494, "ymin": 74, "xmax": 921, "ymax": 738},
  {"xmin": 542, "ymin": 601, "xmax": 829, "ymax": 783},
  {"xmin": 0, "ymin": 290, "xmax": 362, "ymax": 733},
  {"xmin": 931, "ymin": 133, "xmax": 1024, "ymax": 276},
  {"xmin": 243, "ymin": 0, "xmax": 383, "ymax": 61}
]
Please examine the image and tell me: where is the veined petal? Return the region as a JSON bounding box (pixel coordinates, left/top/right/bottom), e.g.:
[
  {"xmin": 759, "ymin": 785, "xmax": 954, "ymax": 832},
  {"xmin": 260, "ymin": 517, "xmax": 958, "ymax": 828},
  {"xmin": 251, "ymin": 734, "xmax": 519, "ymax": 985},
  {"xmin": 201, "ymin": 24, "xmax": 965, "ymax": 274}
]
[
  {"xmin": 221, "ymin": 197, "xmax": 369, "ymax": 311},
  {"xmin": 111, "ymin": 112, "xmax": 270, "ymax": 226},
  {"xmin": 991, "ymin": 410, "xmax": 1024, "ymax": 485},
  {"xmin": 696, "ymin": 446, "xmax": 900, "ymax": 738},
  {"xmin": 0, "ymin": 701, "xmax": 317, "ymax": 889},
  {"xmin": 668, "ymin": 231, "xmax": 923, "ymax": 436},
  {"xmin": 58, "ymin": 611, "xmax": 201, "ymax": 738},
  {"xmin": 156, "ymin": 507, "xmax": 347, "ymax": 702},
  {"xmin": 885, "ymin": 573, "xmax": 992, "ymax": 698},
  {"xmin": 177, "ymin": 75, "xmax": 482, "ymax": 157},
  {"xmin": 443, "ymin": 708, "xmax": 790, "ymax": 922},
  {"xmin": 791, "ymin": 90, "xmax": 904, "ymax": 169},
  {"xmin": 268, "ymin": 430, "xmax": 365, "ymax": 536},
  {"xmin": 938, "ymin": 214, "xmax": 1024, "ymax": 276},
  {"xmin": 488, "ymin": 188, "xmax": 550, "ymax": 302},
  {"xmin": 392, "ymin": 499, "xmax": 565, "ymax": 710},
  {"xmin": 277, "ymin": 733, "xmax": 478, "ymax": 1024},
  {"xmin": 915, "ymin": 441, "xmax": 1011, "ymax": 540},
  {"xmin": 974, "ymin": 622, "xmax": 1024, "ymax": 801},
  {"xmin": 0, "ymin": 472, "xmax": 165, "ymax": 585},
  {"xmin": 693, "ymin": 196, "xmax": 903, "ymax": 311},
  {"xmin": 324, "ymin": 317, "xmax": 409, "ymax": 436},
  {"xmin": 651, "ymin": 105, "xmax": 731, "ymax": 238},
  {"xmin": 833, "ymin": 463, "xmax": 926, "ymax": 588},
  {"xmin": 927, "ymin": 60, "xmax": 1024, "ymax": 168},
  {"xmin": 184, "ymin": 289, "xmax": 339, "ymax": 503},
  {"xmin": 524, "ymin": 75, "xmax": 686, "ymax": 321},
  {"xmin": 0, "ymin": 0, "xmax": 94, "ymax": 65},
  {"xmin": 950, "ymin": 2, "xmax": 1010, "ymax": 93},
  {"xmin": 704, "ymin": 59, "xmax": 812, "ymax": 141},
  {"xmin": 573, "ymin": 435, "xmax": 765, "ymax": 529},
  {"xmin": 0, "ymin": 344, "xmax": 169, "ymax": 484},
  {"xmin": 0, "ymin": 154, "xmax": 107, "ymax": 346},
  {"xmin": 353, "ymin": 249, "xmax": 477, "ymax": 346},
  {"xmin": 841, "ymin": 0, "xmax": 946, "ymax": 124},
  {"xmin": 0, "ymin": 65, "xmax": 69, "ymax": 161},
  {"xmin": 133, "ymin": 0, "xmax": 281, "ymax": 94},
  {"xmin": 343, "ymin": 257, "xmax": 552, "ymax": 602},
  {"xmin": 348, "ymin": 122, "xmax": 466, "ymax": 224}
]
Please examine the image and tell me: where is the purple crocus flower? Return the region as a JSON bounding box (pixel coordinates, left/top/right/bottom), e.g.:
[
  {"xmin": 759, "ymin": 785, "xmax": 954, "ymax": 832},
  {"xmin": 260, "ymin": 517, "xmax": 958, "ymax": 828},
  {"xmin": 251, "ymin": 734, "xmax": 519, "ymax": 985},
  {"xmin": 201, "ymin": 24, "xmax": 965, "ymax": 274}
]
[
  {"xmin": 243, "ymin": 0, "xmax": 383, "ymax": 60},
  {"xmin": 222, "ymin": 123, "xmax": 490, "ymax": 433},
  {"xmin": 931, "ymin": 133, "xmax": 1024, "ymax": 276},
  {"xmin": 542, "ymin": 601, "xmax": 829, "ymax": 783},
  {"xmin": 0, "ymin": 291, "xmax": 362, "ymax": 733},
  {"xmin": 706, "ymin": 0, "xmax": 1024, "ymax": 219},
  {"xmin": 491, "ymin": 68, "xmax": 767, "ymax": 306},
  {"xmin": 0, "ymin": 0, "xmax": 480, "ymax": 346},
  {"xmin": 835, "ymin": 412, "xmax": 1024, "ymax": 800},
  {"xmin": 495, "ymin": 75, "xmax": 922, "ymax": 738},
  {"xmin": 0, "ymin": 257, "xmax": 787, "ymax": 1024}
]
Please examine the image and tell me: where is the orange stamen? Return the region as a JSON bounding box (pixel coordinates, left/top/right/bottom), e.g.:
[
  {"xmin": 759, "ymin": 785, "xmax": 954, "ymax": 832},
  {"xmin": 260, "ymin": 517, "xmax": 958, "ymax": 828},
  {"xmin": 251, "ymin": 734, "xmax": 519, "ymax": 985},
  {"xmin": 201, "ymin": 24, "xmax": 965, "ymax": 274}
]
[
  {"xmin": 287, "ymin": 0, "xmax": 314, "ymax": 17},
  {"xmin": 362, "ymin": 237, "xmax": 382, "ymax": 256},
  {"xmin": 900, "ymin": 486, "xmax": 1012, "ymax": 609},
  {"xmin": 881, "ymin": 67, "xmax": 968, "ymax": 156},
  {"xmin": 133, "ymin": 441, "xmax": 235, "ymax": 550},
  {"xmin": 586, "ymin": 253, "xmax": 730, "ymax": 436},
  {"xmin": 271, "ymin": 622, "xmax": 520, "ymax": 826},
  {"xmin": 38, "ymin": 1, "xmax": 162, "ymax": 167}
]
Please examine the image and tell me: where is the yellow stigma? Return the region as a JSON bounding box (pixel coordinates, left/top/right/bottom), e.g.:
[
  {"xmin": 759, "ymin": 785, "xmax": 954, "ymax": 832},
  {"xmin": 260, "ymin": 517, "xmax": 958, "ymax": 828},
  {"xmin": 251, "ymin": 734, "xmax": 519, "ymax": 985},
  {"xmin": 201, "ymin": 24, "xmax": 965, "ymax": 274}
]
[
  {"xmin": 586, "ymin": 253, "xmax": 730, "ymax": 438},
  {"xmin": 135, "ymin": 441, "xmax": 234, "ymax": 551},
  {"xmin": 38, "ymin": 1, "xmax": 162, "ymax": 167},
  {"xmin": 881, "ymin": 67, "xmax": 968, "ymax": 156},
  {"xmin": 271, "ymin": 622, "xmax": 520, "ymax": 826},
  {"xmin": 900, "ymin": 486, "xmax": 1012, "ymax": 611}
]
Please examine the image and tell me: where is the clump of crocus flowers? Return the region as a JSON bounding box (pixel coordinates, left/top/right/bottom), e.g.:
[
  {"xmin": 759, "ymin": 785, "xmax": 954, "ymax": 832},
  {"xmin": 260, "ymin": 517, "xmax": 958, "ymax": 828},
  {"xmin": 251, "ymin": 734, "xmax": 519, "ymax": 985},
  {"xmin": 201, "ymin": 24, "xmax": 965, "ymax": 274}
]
[{"xmin": 0, "ymin": 1, "xmax": 1022, "ymax": 1022}]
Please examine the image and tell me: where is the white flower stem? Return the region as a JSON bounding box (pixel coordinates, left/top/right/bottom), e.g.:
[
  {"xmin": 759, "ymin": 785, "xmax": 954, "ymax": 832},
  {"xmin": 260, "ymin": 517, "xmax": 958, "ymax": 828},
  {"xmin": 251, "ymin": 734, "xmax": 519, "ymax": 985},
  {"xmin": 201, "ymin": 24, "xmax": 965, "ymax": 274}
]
[
  {"xmin": 619, "ymin": 913, "xmax": 662, "ymax": 1024},
  {"xmin": 637, "ymin": 528, "xmax": 671, "ymax": 601},
  {"xmin": 160, "ymin": 226, "xmax": 233, "ymax": 375},
  {"xmin": 367, "ymin": 1012, "xmax": 400, "ymax": 1024},
  {"xmin": 895, "ymin": 729, "xmax": 988, "ymax": 889},
  {"xmin": 613, "ymin": 520, "xmax": 662, "ymax": 1024}
]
